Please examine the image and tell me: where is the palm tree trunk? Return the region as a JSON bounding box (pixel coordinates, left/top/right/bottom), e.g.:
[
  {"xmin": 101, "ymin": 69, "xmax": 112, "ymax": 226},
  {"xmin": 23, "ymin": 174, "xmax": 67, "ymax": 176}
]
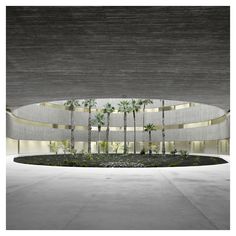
[
  {"xmin": 106, "ymin": 113, "xmax": 110, "ymax": 154},
  {"xmin": 124, "ymin": 112, "xmax": 127, "ymax": 154},
  {"xmin": 71, "ymin": 109, "xmax": 75, "ymax": 150},
  {"xmin": 18, "ymin": 140, "xmax": 20, "ymax": 154},
  {"xmin": 142, "ymin": 105, "xmax": 145, "ymax": 149},
  {"xmin": 149, "ymin": 131, "xmax": 152, "ymax": 155},
  {"xmin": 133, "ymin": 111, "xmax": 136, "ymax": 154},
  {"xmin": 98, "ymin": 126, "xmax": 101, "ymax": 154},
  {"xmin": 88, "ymin": 107, "xmax": 92, "ymax": 153},
  {"xmin": 162, "ymin": 100, "xmax": 166, "ymax": 155}
]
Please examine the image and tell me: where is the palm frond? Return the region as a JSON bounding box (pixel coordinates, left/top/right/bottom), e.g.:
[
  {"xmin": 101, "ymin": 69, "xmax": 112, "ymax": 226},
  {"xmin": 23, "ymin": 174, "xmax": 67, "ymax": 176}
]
[{"xmin": 144, "ymin": 123, "xmax": 156, "ymax": 131}]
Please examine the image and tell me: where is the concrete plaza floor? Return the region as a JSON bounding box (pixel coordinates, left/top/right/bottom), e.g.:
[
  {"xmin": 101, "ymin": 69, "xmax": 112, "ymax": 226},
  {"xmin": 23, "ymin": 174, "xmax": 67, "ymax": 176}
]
[{"xmin": 6, "ymin": 154, "xmax": 230, "ymax": 230}]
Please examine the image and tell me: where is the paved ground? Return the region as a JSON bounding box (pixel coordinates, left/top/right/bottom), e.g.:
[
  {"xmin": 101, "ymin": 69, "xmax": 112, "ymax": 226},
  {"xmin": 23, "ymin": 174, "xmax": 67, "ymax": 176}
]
[{"xmin": 6, "ymin": 155, "xmax": 230, "ymax": 230}]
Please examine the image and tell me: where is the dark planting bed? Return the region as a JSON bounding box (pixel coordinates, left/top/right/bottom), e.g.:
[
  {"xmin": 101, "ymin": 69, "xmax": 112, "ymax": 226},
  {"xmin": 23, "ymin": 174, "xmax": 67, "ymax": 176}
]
[{"xmin": 13, "ymin": 154, "xmax": 227, "ymax": 168}]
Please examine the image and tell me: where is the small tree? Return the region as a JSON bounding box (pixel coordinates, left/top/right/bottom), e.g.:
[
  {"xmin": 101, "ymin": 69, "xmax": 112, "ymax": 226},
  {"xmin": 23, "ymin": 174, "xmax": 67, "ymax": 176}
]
[
  {"xmin": 60, "ymin": 140, "xmax": 70, "ymax": 154},
  {"xmin": 92, "ymin": 112, "xmax": 105, "ymax": 154},
  {"xmin": 111, "ymin": 142, "xmax": 123, "ymax": 154},
  {"xmin": 49, "ymin": 141, "xmax": 60, "ymax": 155},
  {"xmin": 144, "ymin": 123, "xmax": 156, "ymax": 155},
  {"xmin": 151, "ymin": 144, "xmax": 159, "ymax": 154}
]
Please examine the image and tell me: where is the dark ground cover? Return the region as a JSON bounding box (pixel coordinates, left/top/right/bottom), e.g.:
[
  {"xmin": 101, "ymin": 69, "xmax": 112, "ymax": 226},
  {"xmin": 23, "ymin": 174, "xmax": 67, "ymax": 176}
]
[{"xmin": 14, "ymin": 154, "xmax": 227, "ymax": 168}]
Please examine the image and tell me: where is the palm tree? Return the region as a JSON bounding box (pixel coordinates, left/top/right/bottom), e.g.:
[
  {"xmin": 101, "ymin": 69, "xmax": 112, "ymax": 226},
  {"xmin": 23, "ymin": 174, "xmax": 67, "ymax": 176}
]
[
  {"xmin": 118, "ymin": 100, "xmax": 131, "ymax": 154},
  {"xmin": 102, "ymin": 103, "xmax": 115, "ymax": 154},
  {"xmin": 92, "ymin": 112, "xmax": 105, "ymax": 154},
  {"xmin": 130, "ymin": 99, "xmax": 142, "ymax": 154},
  {"xmin": 82, "ymin": 99, "xmax": 97, "ymax": 153},
  {"xmin": 144, "ymin": 123, "xmax": 156, "ymax": 155},
  {"xmin": 161, "ymin": 99, "xmax": 166, "ymax": 156},
  {"xmin": 140, "ymin": 99, "xmax": 153, "ymax": 147},
  {"xmin": 64, "ymin": 99, "xmax": 80, "ymax": 150}
]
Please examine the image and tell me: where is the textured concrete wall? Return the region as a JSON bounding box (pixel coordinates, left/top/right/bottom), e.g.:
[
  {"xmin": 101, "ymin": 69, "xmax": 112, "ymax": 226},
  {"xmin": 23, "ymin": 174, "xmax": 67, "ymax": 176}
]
[{"xmin": 6, "ymin": 7, "xmax": 230, "ymax": 110}]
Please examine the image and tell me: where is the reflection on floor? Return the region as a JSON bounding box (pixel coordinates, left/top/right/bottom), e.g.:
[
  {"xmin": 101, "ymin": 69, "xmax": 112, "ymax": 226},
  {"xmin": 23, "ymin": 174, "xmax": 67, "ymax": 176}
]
[{"xmin": 6, "ymin": 155, "xmax": 230, "ymax": 230}]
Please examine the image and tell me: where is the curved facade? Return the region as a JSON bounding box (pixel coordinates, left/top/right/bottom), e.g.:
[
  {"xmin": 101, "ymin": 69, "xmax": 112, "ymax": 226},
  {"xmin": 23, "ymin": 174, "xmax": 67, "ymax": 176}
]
[{"xmin": 6, "ymin": 99, "xmax": 230, "ymax": 155}]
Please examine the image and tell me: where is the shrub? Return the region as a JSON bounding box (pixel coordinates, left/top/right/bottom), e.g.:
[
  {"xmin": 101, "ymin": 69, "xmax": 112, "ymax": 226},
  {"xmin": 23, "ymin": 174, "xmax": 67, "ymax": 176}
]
[
  {"xmin": 100, "ymin": 141, "xmax": 108, "ymax": 153},
  {"xmin": 151, "ymin": 144, "xmax": 159, "ymax": 154},
  {"xmin": 140, "ymin": 148, "xmax": 146, "ymax": 155},
  {"xmin": 14, "ymin": 153, "xmax": 227, "ymax": 168},
  {"xmin": 70, "ymin": 148, "xmax": 77, "ymax": 157},
  {"xmin": 170, "ymin": 149, "xmax": 177, "ymax": 156},
  {"xmin": 179, "ymin": 150, "xmax": 189, "ymax": 158},
  {"xmin": 84, "ymin": 152, "xmax": 93, "ymax": 160},
  {"xmin": 168, "ymin": 163, "xmax": 178, "ymax": 167}
]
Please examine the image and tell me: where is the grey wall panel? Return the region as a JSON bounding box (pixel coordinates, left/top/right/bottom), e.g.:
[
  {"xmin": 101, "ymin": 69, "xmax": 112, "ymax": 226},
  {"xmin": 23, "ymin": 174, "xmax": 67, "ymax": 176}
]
[
  {"xmin": 13, "ymin": 100, "xmax": 226, "ymax": 127},
  {"xmin": 204, "ymin": 140, "xmax": 218, "ymax": 154},
  {"xmin": 7, "ymin": 111, "xmax": 230, "ymax": 141},
  {"xmin": 149, "ymin": 104, "xmax": 225, "ymax": 125},
  {"xmin": 14, "ymin": 104, "xmax": 71, "ymax": 124},
  {"xmin": 7, "ymin": 114, "xmax": 71, "ymax": 141},
  {"xmin": 164, "ymin": 119, "xmax": 229, "ymax": 141}
]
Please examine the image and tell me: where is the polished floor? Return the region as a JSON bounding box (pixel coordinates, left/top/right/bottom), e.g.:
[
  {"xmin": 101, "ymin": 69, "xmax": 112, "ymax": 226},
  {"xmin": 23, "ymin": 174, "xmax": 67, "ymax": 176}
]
[{"xmin": 6, "ymin": 155, "xmax": 230, "ymax": 230}]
